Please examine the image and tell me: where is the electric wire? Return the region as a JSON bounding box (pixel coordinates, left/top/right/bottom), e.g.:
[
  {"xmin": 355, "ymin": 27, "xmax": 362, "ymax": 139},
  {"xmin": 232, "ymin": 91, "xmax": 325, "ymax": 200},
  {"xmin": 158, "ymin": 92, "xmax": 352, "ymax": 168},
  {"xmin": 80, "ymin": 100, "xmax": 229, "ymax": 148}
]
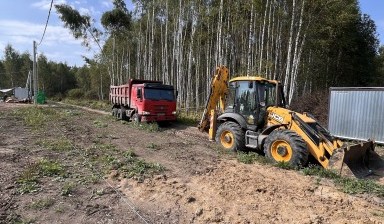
[{"xmin": 38, "ymin": 0, "xmax": 54, "ymax": 46}]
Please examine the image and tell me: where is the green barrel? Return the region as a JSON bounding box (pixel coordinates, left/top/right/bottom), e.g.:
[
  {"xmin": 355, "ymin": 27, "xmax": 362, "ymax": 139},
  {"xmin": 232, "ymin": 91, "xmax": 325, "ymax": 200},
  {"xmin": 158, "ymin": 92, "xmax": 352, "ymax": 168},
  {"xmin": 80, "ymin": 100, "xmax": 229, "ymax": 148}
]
[{"xmin": 37, "ymin": 91, "xmax": 46, "ymax": 104}]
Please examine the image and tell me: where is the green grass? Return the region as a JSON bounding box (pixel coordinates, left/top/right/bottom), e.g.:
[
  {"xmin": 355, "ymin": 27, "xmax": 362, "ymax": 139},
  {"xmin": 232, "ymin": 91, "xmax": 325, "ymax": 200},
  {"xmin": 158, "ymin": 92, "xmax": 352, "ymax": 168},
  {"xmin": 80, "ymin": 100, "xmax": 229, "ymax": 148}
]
[
  {"xmin": 146, "ymin": 143, "xmax": 161, "ymax": 150},
  {"xmin": 37, "ymin": 138, "xmax": 73, "ymax": 151},
  {"xmin": 128, "ymin": 121, "xmax": 160, "ymax": 132},
  {"xmin": 93, "ymin": 119, "xmax": 108, "ymax": 128},
  {"xmin": 29, "ymin": 198, "xmax": 55, "ymax": 210},
  {"xmin": 61, "ymin": 182, "xmax": 75, "ymax": 196},
  {"xmin": 177, "ymin": 110, "xmax": 201, "ymax": 126},
  {"xmin": 17, "ymin": 159, "xmax": 67, "ymax": 194},
  {"xmin": 101, "ymin": 150, "xmax": 164, "ymax": 181},
  {"xmin": 11, "ymin": 107, "xmax": 59, "ymax": 130},
  {"xmin": 62, "ymin": 99, "xmax": 110, "ymax": 112},
  {"xmin": 237, "ymin": 152, "xmax": 267, "ymax": 164},
  {"xmin": 302, "ymin": 165, "xmax": 384, "ymax": 197}
]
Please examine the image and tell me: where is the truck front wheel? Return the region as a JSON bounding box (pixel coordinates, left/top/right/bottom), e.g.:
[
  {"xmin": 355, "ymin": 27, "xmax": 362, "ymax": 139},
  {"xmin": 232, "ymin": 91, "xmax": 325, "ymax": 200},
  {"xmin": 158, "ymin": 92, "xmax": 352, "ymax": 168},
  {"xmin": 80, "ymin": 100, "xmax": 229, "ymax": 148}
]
[
  {"xmin": 215, "ymin": 121, "xmax": 245, "ymax": 152},
  {"xmin": 131, "ymin": 113, "xmax": 141, "ymax": 123}
]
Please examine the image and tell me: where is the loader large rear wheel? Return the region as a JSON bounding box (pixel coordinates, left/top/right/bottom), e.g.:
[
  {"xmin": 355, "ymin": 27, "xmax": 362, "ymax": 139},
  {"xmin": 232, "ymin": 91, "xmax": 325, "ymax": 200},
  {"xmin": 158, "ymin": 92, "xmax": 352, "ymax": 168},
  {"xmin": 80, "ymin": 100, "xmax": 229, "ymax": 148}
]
[
  {"xmin": 215, "ymin": 121, "xmax": 245, "ymax": 152},
  {"xmin": 264, "ymin": 130, "xmax": 308, "ymax": 167}
]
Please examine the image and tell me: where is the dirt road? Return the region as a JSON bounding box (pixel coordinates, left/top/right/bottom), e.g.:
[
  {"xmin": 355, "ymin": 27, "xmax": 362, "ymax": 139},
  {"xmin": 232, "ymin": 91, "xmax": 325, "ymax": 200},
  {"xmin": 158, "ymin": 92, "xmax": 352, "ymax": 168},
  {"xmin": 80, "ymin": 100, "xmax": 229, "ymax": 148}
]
[{"xmin": 0, "ymin": 102, "xmax": 383, "ymax": 224}]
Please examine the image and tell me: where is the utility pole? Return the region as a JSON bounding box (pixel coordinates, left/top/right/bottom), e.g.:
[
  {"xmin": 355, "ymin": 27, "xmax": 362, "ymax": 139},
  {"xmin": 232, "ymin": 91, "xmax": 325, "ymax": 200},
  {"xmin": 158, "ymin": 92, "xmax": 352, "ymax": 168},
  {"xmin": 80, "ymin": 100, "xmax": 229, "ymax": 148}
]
[{"xmin": 33, "ymin": 41, "xmax": 37, "ymax": 104}]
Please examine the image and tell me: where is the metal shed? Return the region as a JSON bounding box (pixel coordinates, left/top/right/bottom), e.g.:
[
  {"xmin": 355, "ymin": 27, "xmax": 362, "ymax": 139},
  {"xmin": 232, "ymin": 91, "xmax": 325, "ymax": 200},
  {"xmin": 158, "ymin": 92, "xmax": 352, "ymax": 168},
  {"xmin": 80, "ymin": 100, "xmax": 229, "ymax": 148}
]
[{"xmin": 328, "ymin": 87, "xmax": 384, "ymax": 144}]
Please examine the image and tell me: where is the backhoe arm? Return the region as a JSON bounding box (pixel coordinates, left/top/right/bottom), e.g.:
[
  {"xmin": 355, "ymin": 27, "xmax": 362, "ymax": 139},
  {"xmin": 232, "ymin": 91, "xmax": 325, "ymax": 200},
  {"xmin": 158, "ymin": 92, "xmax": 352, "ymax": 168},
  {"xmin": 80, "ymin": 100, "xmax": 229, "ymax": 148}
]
[{"xmin": 198, "ymin": 66, "xmax": 229, "ymax": 132}]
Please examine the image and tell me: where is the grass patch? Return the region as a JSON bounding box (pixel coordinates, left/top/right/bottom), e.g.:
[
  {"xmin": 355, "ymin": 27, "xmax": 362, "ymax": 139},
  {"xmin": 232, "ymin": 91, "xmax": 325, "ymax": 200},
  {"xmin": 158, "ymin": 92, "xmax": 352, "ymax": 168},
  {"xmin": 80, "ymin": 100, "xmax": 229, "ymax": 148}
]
[
  {"xmin": 274, "ymin": 161, "xmax": 295, "ymax": 170},
  {"xmin": 30, "ymin": 198, "xmax": 55, "ymax": 210},
  {"xmin": 129, "ymin": 122, "xmax": 160, "ymax": 132},
  {"xmin": 302, "ymin": 165, "xmax": 384, "ymax": 197},
  {"xmin": 177, "ymin": 110, "xmax": 201, "ymax": 126},
  {"xmin": 11, "ymin": 106, "xmax": 59, "ymax": 130},
  {"xmin": 93, "ymin": 119, "xmax": 108, "ymax": 128},
  {"xmin": 61, "ymin": 99, "xmax": 110, "ymax": 112},
  {"xmin": 37, "ymin": 138, "xmax": 73, "ymax": 151},
  {"xmin": 237, "ymin": 152, "xmax": 265, "ymax": 164},
  {"xmin": 146, "ymin": 143, "xmax": 161, "ymax": 151},
  {"xmin": 17, "ymin": 159, "xmax": 67, "ymax": 194},
  {"xmin": 102, "ymin": 150, "xmax": 164, "ymax": 181},
  {"xmin": 61, "ymin": 182, "xmax": 75, "ymax": 196}
]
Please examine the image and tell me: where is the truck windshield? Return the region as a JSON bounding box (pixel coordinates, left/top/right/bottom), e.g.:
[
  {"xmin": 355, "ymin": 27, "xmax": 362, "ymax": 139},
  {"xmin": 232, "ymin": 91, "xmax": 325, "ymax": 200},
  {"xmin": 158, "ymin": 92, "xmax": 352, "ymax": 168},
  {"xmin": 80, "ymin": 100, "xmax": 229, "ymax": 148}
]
[{"xmin": 144, "ymin": 88, "xmax": 175, "ymax": 101}]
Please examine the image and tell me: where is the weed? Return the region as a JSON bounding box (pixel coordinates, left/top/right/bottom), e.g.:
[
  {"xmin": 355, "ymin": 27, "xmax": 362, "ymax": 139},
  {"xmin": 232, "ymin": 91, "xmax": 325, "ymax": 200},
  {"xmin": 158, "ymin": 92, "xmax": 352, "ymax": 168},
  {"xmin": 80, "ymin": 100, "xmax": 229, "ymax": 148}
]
[
  {"xmin": 37, "ymin": 159, "xmax": 66, "ymax": 177},
  {"xmin": 61, "ymin": 182, "xmax": 75, "ymax": 196},
  {"xmin": 237, "ymin": 151, "xmax": 268, "ymax": 164},
  {"xmin": 129, "ymin": 122, "xmax": 160, "ymax": 132},
  {"xmin": 274, "ymin": 161, "xmax": 295, "ymax": 170},
  {"xmin": 17, "ymin": 159, "xmax": 67, "ymax": 194},
  {"xmin": 93, "ymin": 119, "xmax": 108, "ymax": 128},
  {"xmin": 12, "ymin": 107, "xmax": 58, "ymax": 129},
  {"xmin": 37, "ymin": 138, "xmax": 73, "ymax": 151},
  {"xmin": 146, "ymin": 143, "xmax": 160, "ymax": 150},
  {"xmin": 237, "ymin": 152, "xmax": 257, "ymax": 164},
  {"xmin": 301, "ymin": 165, "xmax": 339, "ymax": 179},
  {"xmin": 177, "ymin": 110, "xmax": 201, "ymax": 125},
  {"xmin": 302, "ymin": 165, "xmax": 384, "ymax": 197},
  {"xmin": 30, "ymin": 198, "xmax": 55, "ymax": 210}
]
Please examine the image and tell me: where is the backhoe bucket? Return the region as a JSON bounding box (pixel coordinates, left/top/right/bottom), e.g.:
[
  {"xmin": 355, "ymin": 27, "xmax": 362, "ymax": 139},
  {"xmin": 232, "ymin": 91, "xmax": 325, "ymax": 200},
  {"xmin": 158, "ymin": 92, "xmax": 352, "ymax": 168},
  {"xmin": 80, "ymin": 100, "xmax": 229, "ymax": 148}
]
[{"xmin": 328, "ymin": 141, "xmax": 375, "ymax": 178}]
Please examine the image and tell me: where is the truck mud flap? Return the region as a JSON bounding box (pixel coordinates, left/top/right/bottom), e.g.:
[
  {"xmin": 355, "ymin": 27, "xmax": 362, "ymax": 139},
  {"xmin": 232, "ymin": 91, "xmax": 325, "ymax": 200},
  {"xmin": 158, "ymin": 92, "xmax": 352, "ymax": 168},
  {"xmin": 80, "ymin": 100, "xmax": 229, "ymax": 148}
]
[{"xmin": 328, "ymin": 141, "xmax": 378, "ymax": 178}]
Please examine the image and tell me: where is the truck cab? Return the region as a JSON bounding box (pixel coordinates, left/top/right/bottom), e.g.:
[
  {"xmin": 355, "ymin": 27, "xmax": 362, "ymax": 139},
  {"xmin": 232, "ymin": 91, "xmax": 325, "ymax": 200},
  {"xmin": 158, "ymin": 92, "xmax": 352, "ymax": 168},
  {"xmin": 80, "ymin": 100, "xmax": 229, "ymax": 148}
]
[{"xmin": 110, "ymin": 79, "xmax": 177, "ymax": 123}]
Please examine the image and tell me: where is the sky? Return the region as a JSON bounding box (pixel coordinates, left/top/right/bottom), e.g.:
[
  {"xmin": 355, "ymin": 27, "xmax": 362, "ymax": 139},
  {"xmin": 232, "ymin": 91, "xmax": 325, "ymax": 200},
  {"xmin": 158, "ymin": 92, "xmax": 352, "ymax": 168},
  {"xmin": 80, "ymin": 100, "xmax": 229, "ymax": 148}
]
[
  {"xmin": 0, "ymin": 0, "xmax": 135, "ymax": 67},
  {"xmin": 0, "ymin": 0, "xmax": 383, "ymax": 67}
]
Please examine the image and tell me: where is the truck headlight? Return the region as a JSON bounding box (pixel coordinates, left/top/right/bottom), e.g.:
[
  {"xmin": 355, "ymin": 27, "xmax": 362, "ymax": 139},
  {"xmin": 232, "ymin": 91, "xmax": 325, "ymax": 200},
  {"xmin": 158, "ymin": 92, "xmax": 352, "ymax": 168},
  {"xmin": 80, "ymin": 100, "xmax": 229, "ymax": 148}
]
[
  {"xmin": 172, "ymin": 111, "xmax": 177, "ymax": 115},
  {"xmin": 142, "ymin": 111, "xmax": 151, "ymax": 115}
]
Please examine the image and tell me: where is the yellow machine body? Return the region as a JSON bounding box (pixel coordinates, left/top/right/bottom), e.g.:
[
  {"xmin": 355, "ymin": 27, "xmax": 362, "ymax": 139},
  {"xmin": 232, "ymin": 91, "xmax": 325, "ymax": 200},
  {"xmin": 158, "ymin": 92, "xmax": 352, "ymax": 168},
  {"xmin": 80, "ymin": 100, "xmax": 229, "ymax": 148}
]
[{"xmin": 199, "ymin": 66, "xmax": 376, "ymax": 177}]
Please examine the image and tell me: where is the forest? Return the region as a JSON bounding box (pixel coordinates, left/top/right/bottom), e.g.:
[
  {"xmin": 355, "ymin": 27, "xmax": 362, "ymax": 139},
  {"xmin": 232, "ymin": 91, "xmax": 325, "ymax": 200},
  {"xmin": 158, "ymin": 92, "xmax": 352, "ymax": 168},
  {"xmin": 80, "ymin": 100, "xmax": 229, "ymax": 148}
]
[{"xmin": 1, "ymin": 0, "xmax": 384, "ymax": 110}]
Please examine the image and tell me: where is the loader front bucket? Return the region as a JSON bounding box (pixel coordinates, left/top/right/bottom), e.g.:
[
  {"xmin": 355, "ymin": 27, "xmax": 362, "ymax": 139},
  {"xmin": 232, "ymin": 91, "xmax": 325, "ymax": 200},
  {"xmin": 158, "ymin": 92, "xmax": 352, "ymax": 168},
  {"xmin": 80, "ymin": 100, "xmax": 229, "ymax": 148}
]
[{"xmin": 328, "ymin": 141, "xmax": 375, "ymax": 178}]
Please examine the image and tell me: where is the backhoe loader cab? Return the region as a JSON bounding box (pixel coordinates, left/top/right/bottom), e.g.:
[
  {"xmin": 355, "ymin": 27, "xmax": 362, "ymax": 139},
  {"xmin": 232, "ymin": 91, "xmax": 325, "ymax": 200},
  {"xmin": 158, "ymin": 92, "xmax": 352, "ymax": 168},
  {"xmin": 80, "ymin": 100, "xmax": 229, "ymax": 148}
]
[
  {"xmin": 199, "ymin": 66, "xmax": 376, "ymax": 178},
  {"xmin": 224, "ymin": 77, "xmax": 285, "ymax": 128}
]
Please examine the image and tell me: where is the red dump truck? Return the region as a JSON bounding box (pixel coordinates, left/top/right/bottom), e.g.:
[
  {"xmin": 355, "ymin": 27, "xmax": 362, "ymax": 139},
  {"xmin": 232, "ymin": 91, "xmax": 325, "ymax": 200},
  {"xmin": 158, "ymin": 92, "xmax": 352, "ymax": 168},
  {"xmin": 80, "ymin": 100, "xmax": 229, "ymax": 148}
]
[{"xmin": 109, "ymin": 79, "xmax": 177, "ymax": 123}]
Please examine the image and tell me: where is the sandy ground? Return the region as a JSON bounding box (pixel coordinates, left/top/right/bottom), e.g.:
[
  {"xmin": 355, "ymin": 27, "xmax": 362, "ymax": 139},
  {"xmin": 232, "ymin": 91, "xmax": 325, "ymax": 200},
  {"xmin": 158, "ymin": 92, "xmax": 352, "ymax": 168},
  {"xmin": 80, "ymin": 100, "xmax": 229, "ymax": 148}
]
[{"xmin": 0, "ymin": 102, "xmax": 383, "ymax": 224}]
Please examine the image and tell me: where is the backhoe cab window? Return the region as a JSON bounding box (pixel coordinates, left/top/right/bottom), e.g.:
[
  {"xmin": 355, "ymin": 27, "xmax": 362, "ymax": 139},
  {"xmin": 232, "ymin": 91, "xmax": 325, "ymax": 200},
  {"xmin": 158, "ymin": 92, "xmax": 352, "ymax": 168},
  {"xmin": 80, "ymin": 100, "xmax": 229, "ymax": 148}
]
[{"xmin": 257, "ymin": 82, "xmax": 277, "ymax": 107}]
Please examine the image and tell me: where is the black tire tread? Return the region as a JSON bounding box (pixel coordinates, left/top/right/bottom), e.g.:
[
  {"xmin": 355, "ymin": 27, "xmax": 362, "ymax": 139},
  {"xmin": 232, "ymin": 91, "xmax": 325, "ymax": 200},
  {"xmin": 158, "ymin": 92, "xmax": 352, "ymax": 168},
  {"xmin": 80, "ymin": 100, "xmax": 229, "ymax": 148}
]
[
  {"xmin": 215, "ymin": 121, "xmax": 245, "ymax": 152},
  {"xmin": 264, "ymin": 129, "xmax": 309, "ymax": 167}
]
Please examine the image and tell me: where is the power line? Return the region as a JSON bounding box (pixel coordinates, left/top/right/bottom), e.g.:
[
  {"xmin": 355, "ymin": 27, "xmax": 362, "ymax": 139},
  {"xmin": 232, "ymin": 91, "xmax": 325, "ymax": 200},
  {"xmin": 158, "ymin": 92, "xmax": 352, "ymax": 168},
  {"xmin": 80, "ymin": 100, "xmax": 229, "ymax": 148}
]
[{"xmin": 38, "ymin": 0, "xmax": 54, "ymax": 46}]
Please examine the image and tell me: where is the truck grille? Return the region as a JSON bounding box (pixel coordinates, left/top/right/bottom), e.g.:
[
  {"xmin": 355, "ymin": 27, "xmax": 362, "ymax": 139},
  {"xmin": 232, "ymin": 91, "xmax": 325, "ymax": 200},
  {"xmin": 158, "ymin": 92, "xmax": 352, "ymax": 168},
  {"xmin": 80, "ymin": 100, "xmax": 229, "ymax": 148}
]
[{"xmin": 154, "ymin": 105, "xmax": 167, "ymax": 113}]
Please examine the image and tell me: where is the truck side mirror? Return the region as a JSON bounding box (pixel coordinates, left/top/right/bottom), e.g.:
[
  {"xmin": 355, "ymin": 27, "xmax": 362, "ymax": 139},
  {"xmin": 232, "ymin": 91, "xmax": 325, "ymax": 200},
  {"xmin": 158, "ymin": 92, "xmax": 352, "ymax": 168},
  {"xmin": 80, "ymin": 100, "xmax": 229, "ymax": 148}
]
[{"xmin": 137, "ymin": 89, "xmax": 142, "ymax": 99}]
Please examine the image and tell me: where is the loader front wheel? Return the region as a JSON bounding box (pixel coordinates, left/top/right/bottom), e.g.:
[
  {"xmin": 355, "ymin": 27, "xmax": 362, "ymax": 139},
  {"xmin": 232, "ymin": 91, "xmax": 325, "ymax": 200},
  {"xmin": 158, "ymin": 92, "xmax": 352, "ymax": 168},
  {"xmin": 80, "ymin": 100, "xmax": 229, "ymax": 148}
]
[
  {"xmin": 215, "ymin": 121, "xmax": 245, "ymax": 152},
  {"xmin": 264, "ymin": 130, "xmax": 308, "ymax": 167}
]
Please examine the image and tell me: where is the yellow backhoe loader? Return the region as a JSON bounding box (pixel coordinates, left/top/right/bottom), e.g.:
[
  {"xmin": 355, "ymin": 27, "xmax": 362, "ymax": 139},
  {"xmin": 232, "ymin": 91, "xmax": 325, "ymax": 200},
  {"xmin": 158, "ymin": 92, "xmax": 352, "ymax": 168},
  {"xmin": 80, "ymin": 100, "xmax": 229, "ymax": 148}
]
[{"xmin": 199, "ymin": 66, "xmax": 379, "ymax": 178}]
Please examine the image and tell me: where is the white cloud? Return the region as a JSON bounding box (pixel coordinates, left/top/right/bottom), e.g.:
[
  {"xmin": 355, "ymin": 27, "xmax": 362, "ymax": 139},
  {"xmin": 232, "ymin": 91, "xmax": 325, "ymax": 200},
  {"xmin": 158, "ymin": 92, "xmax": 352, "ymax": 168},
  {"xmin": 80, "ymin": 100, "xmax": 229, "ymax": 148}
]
[
  {"xmin": 0, "ymin": 20, "xmax": 79, "ymax": 46},
  {"xmin": 32, "ymin": 0, "xmax": 67, "ymax": 10},
  {"xmin": 101, "ymin": 0, "xmax": 113, "ymax": 8}
]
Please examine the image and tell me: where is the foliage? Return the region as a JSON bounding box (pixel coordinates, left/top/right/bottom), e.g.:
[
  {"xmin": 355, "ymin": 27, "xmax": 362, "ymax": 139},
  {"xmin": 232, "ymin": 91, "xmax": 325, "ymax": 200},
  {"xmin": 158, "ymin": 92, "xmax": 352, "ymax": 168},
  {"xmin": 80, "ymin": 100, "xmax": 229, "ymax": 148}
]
[
  {"xmin": 302, "ymin": 165, "xmax": 384, "ymax": 197},
  {"xmin": 237, "ymin": 152, "xmax": 267, "ymax": 164},
  {"xmin": 37, "ymin": 138, "xmax": 73, "ymax": 152},
  {"xmin": 17, "ymin": 159, "xmax": 67, "ymax": 194},
  {"xmin": 12, "ymin": 106, "xmax": 59, "ymax": 129}
]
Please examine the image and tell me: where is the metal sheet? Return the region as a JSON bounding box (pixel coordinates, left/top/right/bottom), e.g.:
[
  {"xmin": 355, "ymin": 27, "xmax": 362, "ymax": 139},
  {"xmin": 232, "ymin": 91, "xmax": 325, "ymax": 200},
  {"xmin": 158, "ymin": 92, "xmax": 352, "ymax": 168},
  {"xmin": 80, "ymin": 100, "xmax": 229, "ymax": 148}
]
[{"xmin": 328, "ymin": 88, "xmax": 384, "ymax": 144}]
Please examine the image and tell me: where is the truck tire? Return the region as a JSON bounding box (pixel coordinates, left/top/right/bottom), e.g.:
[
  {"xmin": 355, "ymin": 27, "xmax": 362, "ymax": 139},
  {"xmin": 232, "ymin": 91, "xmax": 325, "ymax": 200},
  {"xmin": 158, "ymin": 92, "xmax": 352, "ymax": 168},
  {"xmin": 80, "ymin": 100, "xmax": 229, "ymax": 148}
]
[
  {"xmin": 112, "ymin": 108, "xmax": 118, "ymax": 117},
  {"xmin": 119, "ymin": 107, "xmax": 127, "ymax": 120},
  {"xmin": 215, "ymin": 121, "xmax": 245, "ymax": 152},
  {"xmin": 131, "ymin": 113, "xmax": 141, "ymax": 123},
  {"xmin": 264, "ymin": 130, "xmax": 309, "ymax": 167}
]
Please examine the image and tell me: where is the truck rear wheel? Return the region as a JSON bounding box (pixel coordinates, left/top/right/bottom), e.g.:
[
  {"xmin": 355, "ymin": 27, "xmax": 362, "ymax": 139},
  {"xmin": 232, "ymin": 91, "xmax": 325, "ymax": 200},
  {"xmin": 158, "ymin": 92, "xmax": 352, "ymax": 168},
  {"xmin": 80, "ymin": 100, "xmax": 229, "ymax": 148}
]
[
  {"xmin": 264, "ymin": 130, "xmax": 308, "ymax": 167},
  {"xmin": 112, "ymin": 108, "xmax": 118, "ymax": 117},
  {"xmin": 215, "ymin": 121, "xmax": 245, "ymax": 152},
  {"xmin": 119, "ymin": 107, "xmax": 127, "ymax": 120}
]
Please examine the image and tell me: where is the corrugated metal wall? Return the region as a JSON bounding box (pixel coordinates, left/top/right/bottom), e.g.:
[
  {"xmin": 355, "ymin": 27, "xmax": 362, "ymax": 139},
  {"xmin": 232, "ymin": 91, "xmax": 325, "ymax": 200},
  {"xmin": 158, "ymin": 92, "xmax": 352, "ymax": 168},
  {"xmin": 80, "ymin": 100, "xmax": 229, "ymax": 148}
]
[{"xmin": 328, "ymin": 88, "xmax": 384, "ymax": 144}]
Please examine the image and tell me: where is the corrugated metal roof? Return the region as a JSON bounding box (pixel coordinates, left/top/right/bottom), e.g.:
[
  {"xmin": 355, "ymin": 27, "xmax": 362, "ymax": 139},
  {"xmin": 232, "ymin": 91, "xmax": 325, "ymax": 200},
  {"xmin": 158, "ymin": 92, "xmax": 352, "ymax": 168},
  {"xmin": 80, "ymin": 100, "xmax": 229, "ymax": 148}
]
[{"xmin": 328, "ymin": 88, "xmax": 384, "ymax": 144}]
